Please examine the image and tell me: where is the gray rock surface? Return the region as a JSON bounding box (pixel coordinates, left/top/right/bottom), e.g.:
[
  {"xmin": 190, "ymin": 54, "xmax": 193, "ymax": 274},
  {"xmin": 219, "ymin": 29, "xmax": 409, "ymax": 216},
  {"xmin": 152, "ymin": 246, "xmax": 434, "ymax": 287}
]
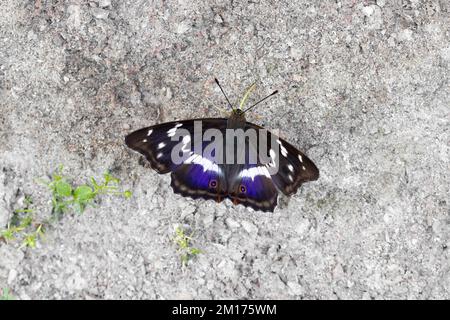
[{"xmin": 0, "ymin": 0, "xmax": 448, "ymax": 299}]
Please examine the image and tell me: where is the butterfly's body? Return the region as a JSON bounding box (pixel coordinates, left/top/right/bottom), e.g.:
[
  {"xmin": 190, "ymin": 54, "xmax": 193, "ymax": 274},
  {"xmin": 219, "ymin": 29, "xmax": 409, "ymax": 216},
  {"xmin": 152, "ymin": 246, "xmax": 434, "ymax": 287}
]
[
  {"xmin": 223, "ymin": 109, "xmax": 246, "ymax": 198},
  {"xmin": 126, "ymin": 81, "xmax": 318, "ymax": 212},
  {"xmin": 226, "ymin": 109, "xmax": 246, "ymax": 129}
]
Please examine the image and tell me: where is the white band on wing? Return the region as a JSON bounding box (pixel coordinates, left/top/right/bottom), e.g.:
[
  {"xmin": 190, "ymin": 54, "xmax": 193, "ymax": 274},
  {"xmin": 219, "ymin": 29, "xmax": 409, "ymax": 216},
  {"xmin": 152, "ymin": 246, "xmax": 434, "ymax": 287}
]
[
  {"xmin": 239, "ymin": 166, "xmax": 271, "ymax": 181},
  {"xmin": 184, "ymin": 154, "xmax": 221, "ymax": 174}
]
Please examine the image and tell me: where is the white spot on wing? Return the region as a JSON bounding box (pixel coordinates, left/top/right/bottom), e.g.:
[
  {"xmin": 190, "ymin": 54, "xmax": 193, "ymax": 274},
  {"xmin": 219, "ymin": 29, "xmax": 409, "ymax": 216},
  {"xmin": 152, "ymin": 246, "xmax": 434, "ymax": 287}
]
[
  {"xmin": 270, "ymin": 149, "xmax": 276, "ymax": 159},
  {"xmin": 167, "ymin": 124, "xmax": 184, "ymax": 137},
  {"xmin": 167, "ymin": 127, "xmax": 177, "ymax": 137},
  {"xmin": 158, "ymin": 142, "xmax": 166, "ymax": 149},
  {"xmin": 239, "ymin": 166, "xmax": 270, "ymax": 181},
  {"xmin": 287, "ymin": 164, "xmax": 294, "ymax": 172},
  {"xmin": 288, "ymin": 174, "xmax": 294, "ymax": 182},
  {"xmin": 143, "ymin": 139, "xmax": 147, "ymax": 143},
  {"xmin": 280, "ymin": 144, "xmax": 288, "ymax": 157},
  {"xmin": 298, "ymin": 154, "xmax": 303, "ymax": 163},
  {"xmin": 268, "ymin": 149, "xmax": 277, "ymax": 167},
  {"xmin": 157, "ymin": 152, "xmax": 163, "ymax": 159},
  {"xmin": 276, "ymin": 139, "xmax": 288, "ymax": 156},
  {"xmin": 147, "ymin": 129, "xmax": 153, "ymax": 136},
  {"xmin": 302, "ymin": 166, "xmax": 306, "ymax": 171}
]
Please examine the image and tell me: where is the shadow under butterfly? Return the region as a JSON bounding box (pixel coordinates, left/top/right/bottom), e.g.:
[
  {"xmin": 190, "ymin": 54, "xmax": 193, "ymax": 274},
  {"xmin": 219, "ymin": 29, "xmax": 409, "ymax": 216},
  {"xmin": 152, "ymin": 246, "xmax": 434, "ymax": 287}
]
[{"xmin": 125, "ymin": 79, "xmax": 319, "ymax": 212}]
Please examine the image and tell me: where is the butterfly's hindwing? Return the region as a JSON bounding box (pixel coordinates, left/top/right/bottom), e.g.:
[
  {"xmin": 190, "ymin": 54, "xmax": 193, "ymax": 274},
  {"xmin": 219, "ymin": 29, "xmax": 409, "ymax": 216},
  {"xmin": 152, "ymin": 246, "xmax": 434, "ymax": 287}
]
[
  {"xmin": 170, "ymin": 120, "xmax": 229, "ymax": 203},
  {"xmin": 245, "ymin": 122, "xmax": 319, "ymax": 196},
  {"xmin": 227, "ymin": 163, "xmax": 279, "ymax": 212},
  {"xmin": 171, "ymin": 160, "xmax": 227, "ymax": 203},
  {"xmin": 225, "ymin": 134, "xmax": 279, "ymax": 212}
]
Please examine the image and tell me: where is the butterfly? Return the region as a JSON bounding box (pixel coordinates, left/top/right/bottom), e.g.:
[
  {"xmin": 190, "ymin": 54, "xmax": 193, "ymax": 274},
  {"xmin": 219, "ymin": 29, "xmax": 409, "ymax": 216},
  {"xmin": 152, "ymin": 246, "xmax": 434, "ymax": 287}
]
[{"xmin": 125, "ymin": 79, "xmax": 319, "ymax": 212}]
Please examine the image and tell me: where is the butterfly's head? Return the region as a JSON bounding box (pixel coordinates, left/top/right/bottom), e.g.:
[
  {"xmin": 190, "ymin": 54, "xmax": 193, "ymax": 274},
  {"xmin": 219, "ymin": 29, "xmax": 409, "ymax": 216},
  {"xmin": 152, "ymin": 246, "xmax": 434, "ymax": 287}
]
[
  {"xmin": 236, "ymin": 83, "xmax": 278, "ymax": 115},
  {"xmin": 215, "ymin": 78, "xmax": 278, "ymax": 118},
  {"xmin": 229, "ymin": 107, "xmax": 246, "ymax": 123}
]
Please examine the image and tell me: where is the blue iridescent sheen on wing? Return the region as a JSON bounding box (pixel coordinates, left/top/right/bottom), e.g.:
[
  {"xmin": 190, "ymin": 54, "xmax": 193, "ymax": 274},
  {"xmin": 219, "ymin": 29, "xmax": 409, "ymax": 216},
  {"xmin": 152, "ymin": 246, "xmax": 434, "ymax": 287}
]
[
  {"xmin": 171, "ymin": 162, "xmax": 227, "ymax": 202},
  {"xmin": 228, "ymin": 163, "xmax": 278, "ymax": 212}
]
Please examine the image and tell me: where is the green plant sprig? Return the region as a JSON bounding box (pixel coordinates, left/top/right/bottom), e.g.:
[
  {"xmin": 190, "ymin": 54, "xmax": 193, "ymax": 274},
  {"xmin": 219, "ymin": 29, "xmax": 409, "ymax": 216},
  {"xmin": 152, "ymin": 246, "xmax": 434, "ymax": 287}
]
[
  {"xmin": 0, "ymin": 212, "xmax": 45, "ymax": 249},
  {"xmin": 173, "ymin": 226, "xmax": 202, "ymax": 266},
  {"xmin": 43, "ymin": 167, "xmax": 132, "ymax": 215},
  {"xmin": 1, "ymin": 168, "xmax": 132, "ymax": 251}
]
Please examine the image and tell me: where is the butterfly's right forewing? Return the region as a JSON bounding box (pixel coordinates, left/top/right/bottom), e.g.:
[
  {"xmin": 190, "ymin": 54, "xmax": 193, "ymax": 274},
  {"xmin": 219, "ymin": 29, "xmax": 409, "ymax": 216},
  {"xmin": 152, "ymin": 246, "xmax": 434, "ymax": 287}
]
[
  {"xmin": 125, "ymin": 120, "xmax": 192, "ymax": 174},
  {"xmin": 126, "ymin": 118, "xmax": 230, "ymax": 202}
]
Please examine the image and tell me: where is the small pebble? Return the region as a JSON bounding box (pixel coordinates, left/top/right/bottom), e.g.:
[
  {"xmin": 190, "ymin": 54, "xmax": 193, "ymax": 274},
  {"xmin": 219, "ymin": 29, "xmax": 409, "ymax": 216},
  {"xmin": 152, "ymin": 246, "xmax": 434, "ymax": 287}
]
[
  {"xmin": 91, "ymin": 7, "xmax": 109, "ymax": 19},
  {"xmin": 362, "ymin": 6, "xmax": 374, "ymax": 17},
  {"xmin": 398, "ymin": 29, "xmax": 413, "ymax": 42},
  {"xmin": 241, "ymin": 220, "xmax": 258, "ymax": 234},
  {"xmin": 8, "ymin": 269, "xmax": 18, "ymax": 285},
  {"xmin": 225, "ymin": 218, "xmax": 240, "ymax": 230},
  {"xmin": 214, "ymin": 14, "xmax": 223, "ymax": 24},
  {"xmin": 287, "ymin": 281, "xmax": 304, "ymax": 296},
  {"xmin": 98, "ymin": 0, "xmax": 111, "ymax": 8}
]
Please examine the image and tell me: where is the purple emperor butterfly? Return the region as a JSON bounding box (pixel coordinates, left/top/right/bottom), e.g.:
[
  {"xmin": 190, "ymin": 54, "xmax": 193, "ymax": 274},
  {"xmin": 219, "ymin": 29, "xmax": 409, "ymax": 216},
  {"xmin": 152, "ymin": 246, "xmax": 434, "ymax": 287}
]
[{"xmin": 125, "ymin": 79, "xmax": 319, "ymax": 212}]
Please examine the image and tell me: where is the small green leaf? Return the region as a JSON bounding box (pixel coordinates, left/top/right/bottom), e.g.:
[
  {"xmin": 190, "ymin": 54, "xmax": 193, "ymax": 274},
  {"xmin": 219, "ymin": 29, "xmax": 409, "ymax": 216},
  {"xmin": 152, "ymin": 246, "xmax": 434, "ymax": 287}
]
[
  {"xmin": 104, "ymin": 172, "xmax": 120, "ymax": 185},
  {"xmin": 55, "ymin": 180, "xmax": 72, "ymax": 197},
  {"xmin": 35, "ymin": 224, "xmax": 45, "ymax": 236},
  {"xmin": 74, "ymin": 185, "xmax": 94, "ymax": 201},
  {"xmin": 1, "ymin": 229, "xmax": 15, "ymax": 241},
  {"xmin": 13, "ymin": 208, "xmax": 34, "ymax": 214},
  {"xmin": 189, "ymin": 248, "xmax": 202, "ymax": 255},
  {"xmin": 124, "ymin": 190, "xmax": 132, "ymax": 199},
  {"xmin": 173, "ymin": 227, "xmax": 201, "ymax": 266},
  {"xmin": 24, "ymin": 195, "xmax": 33, "ymax": 206},
  {"xmin": 181, "ymin": 254, "xmax": 189, "ymax": 266},
  {"xmin": 22, "ymin": 234, "xmax": 37, "ymax": 248}
]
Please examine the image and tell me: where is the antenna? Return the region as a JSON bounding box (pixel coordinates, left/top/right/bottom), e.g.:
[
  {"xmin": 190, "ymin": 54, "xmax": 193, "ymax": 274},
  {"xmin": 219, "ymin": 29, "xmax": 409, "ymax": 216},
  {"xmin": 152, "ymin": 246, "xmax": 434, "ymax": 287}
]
[
  {"xmin": 214, "ymin": 78, "xmax": 233, "ymax": 109},
  {"xmin": 242, "ymin": 90, "xmax": 278, "ymax": 113}
]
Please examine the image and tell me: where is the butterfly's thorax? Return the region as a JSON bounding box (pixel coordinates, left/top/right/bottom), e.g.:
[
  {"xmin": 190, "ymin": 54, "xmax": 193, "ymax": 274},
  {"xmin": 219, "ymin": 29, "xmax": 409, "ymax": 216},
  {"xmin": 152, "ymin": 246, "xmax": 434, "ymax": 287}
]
[{"xmin": 227, "ymin": 109, "xmax": 246, "ymax": 129}]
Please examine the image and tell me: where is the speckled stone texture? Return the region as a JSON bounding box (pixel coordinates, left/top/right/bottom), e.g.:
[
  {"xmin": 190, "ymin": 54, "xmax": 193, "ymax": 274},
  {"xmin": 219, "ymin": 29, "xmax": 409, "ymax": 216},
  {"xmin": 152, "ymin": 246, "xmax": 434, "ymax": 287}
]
[{"xmin": 0, "ymin": 0, "xmax": 448, "ymax": 299}]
